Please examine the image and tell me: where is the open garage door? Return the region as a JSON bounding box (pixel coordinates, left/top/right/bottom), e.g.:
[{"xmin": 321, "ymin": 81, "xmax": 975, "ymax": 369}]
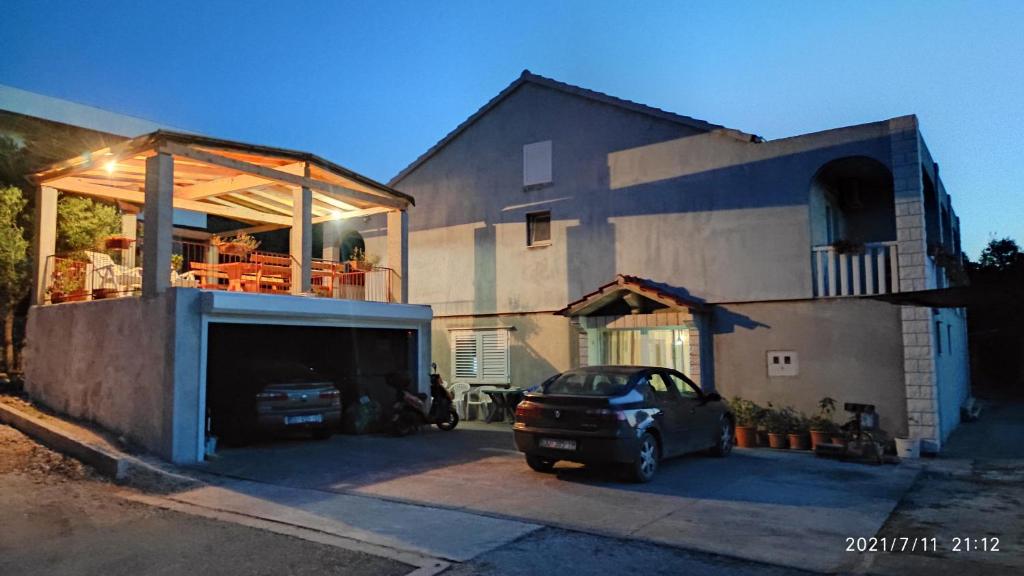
[{"xmin": 205, "ymin": 323, "xmax": 418, "ymax": 447}]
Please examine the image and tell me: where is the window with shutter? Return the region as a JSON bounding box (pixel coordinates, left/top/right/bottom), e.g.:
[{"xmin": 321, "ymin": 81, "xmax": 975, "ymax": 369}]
[{"xmin": 450, "ymin": 329, "xmax": 510, "ymax": 384}]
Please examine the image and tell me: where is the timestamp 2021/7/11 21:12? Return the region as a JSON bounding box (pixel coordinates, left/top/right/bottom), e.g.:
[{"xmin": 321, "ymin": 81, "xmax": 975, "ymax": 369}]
[{"xmin": 846, "ymin": 536, "xmax": 1001, "ymax": 553}]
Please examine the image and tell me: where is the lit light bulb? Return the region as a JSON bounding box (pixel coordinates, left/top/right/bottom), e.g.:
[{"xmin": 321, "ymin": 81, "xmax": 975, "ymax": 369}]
[{"xmin": 104, "ymin": 161, "xmax": 116, "ymax": 174}]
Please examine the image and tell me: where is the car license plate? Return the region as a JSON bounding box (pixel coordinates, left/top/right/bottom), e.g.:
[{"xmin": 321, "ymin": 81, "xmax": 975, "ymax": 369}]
[
  {"xmin": 285, "ymin": 414, "xmax": 323, "ymax": 425},
  {"xmin": 539, "ymin": 438, "xmax": 577, "ymax": 451}
]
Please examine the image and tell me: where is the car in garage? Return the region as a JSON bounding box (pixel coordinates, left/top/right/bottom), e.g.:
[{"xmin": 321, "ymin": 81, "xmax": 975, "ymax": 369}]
[
  {"xmin": 210, "ymin": 360, "xmax": 342, "ymax": 445},
  {"xmin": 513, "ymin": 366, "xmax": 733, "ymax": 482}
]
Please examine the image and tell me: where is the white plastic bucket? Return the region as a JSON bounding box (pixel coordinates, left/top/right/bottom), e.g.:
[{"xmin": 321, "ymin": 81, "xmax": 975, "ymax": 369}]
[{"xmin": 895, "ymin": 437, "xmax": 920, "ymax": 459}]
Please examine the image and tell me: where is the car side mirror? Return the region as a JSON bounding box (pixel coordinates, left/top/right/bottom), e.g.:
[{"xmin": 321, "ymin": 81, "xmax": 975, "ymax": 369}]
[{"xmin": 704, "ymin": 392, "xmax": 722, "ymax": 403}]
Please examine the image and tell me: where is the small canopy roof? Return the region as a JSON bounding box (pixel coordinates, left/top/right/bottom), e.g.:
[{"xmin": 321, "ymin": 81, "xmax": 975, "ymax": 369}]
[
  {"xmin": 32, "ymin": 130, "xmax": 413, "ymax": 227},
  {"xmin": 557, "ymin": 275, "xmax": 707, "ymax": 317}
]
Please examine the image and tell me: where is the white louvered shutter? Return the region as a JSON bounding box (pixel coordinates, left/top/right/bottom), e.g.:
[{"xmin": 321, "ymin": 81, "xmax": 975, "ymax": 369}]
[
  {"xmin": 480, "ymin": 330, "xmax": 509, "ymax": 383},
  {"xmin": 453, "ymin": 332, "xmax": 479, "ymax": 381}
]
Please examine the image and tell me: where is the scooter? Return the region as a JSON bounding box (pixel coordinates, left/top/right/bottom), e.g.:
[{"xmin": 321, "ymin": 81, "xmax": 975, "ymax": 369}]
[{"xmin": 390, "ymin": 363, "xmax": 459, "ymax": 436}]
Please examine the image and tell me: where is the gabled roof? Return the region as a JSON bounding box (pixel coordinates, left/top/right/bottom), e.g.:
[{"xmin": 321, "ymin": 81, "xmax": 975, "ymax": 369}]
[
  {"xmin": 390, "ymin": 70, "xmax": 757, "ymax": 186},
  {"xmin": 557, "ymin": 274, "xmax": 707, "ymax": 317}
]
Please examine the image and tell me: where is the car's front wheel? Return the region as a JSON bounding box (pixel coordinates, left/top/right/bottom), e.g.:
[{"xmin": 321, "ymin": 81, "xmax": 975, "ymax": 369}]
[
  {"xmin": 525, "ymin": 454, "xmax": 557, "ymax": 473},
  {"xmin": 628, "ymin": 432, "xmax": 659, "ymax": 483},
  {"xmin": 709, "ymin": 416, "xmax": 733, "ymax": 457}
]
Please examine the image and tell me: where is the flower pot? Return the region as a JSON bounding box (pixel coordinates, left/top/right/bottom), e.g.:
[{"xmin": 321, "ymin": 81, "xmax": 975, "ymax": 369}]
[
  {"xmin": 67, "ymin": 290, "xmax": 89, "ymax": 302},
  {"xmin": 92, "ymin": 288, "xmax": 117, "ymax": 300},
  {"xmin": 735, "ymin": 426, "xmax": 758, "ymax": 448},
  {"xmin": 757, "ymin": 429, "xmax": 769, "ymax": 447},
  {"xmin": 50, "ymin": 292, "xmax": 67, "ymax": 304},
  {"xmin": 831, "ymin": 436, "xmax": 848, "ymax": 448},
  {"xmin": 810, "ymin": 430, "xmax": 831, "ymax": 450},
  {"xmin": 218, "ymin": 242, "xmax": 251, "ymax": 257},
  {"xmin": 104, "ymin": 236, "xmax": 134, "ymax": 250},
  {"xmin": 767, "ymin": 433, "xmax": 789, "ymax": 449},
  {"xmin": 788, "ymin": 433, "xmax": 810, "ymax": 450},
  {"xmin": 894, "ymin": 437, "xmax": 920, "ymax": 459}
]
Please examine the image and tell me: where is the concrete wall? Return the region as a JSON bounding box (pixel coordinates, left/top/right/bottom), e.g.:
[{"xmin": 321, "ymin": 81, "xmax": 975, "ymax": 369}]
[
  {"xmin": 711, "ymin": 299, "xmax": 908, "ymax": 436},
  {"xmin": 934, "ymin": 307, "xmax": 970, "ymax": 441},
  {"xmin": 431, "ymin": 313, "xmax": 572, "ymax": 389},
  {"xmin": 24, "ymin": 291, "xmax": 185, "ymax": 460},
  {"xmin": 387, "ymin": 82, "xmax": 899, "ymax": 315}
]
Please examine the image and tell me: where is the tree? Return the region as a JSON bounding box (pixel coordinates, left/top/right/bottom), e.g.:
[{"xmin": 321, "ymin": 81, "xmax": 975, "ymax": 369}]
[
  {"xmin": 57, "ymin": 196, "xmax": 121, "ymax": 253},
  {"xmin": 975, "ymin": 237, "xmax": 1023, "ymax": 274},
  {"xmin": 0, "ymin": 186, "xmax": 29, "ymax": 371}
]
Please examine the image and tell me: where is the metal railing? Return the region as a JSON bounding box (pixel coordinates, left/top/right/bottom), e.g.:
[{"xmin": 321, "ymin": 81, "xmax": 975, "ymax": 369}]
[
  {"xmin": 812, "ymin": 241, "xmax": 900, "ymax": 297},
  {"xmin": 44, "ymin": 241, "xmax": 402, "ymax": 305}
]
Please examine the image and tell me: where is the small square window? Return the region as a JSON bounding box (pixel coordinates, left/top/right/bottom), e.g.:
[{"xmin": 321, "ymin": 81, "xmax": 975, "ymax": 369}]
[{"xmin": 527, "ymin": 211, "xmax": 551, "ymax": 246}]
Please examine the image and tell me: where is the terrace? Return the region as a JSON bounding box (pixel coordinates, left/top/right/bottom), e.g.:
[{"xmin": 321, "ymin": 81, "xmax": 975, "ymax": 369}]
[{"xmin": 31, "ymin": 130, "xmax": 412, "ymax": 305}]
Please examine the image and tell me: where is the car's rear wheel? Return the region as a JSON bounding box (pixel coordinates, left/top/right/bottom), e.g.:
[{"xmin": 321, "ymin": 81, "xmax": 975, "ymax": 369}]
[
  {"xmin": 628, "ymin": 432, "xmax": 659, "ymax": 483},
  {"xmin": 525, "ymin": 454, "xmax": 557, "ymax": 473},
  {"xmin": 709, "ymin": 417, "xmax": 733, "ymax": 457}
]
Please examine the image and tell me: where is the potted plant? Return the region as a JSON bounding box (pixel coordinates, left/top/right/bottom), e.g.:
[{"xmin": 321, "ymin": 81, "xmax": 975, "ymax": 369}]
[
  {"xmin": 728, "ymin": 397, "xmax": 762, "ymax": 448},
  {"xmin": 831, "ymin": 239, "xmax": 866, "ymax": 255},
  {"xmin": 48, "ymin": 256, "xmax": 89, "ymax": 303},
  {"xmin": 809, "ymin": 396, "xmax": 837, "ymax": 449},
  {"xmin": 347, "ymin": 247, "xmax": 379, "ymax": 272},
  {"xmin": 788, "ymin": 412, "xmax": 811, "ymax": 450},
  {"xmin": 763, "ymin": 405, "xmax": 791, "ymax": 449},
  {"xmin": 211, "ymin": 232, "xmax": 260, "ymax": 257},
  {"xmin": 104, "ymin": 235, "xmax": 134, "ymax": 250}
]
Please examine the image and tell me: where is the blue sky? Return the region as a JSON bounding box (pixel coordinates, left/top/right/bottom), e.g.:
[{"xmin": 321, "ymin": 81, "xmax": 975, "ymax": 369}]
[{"xmin": 1, "ymin": 0, "xmax": 1021, "ymax": 258}]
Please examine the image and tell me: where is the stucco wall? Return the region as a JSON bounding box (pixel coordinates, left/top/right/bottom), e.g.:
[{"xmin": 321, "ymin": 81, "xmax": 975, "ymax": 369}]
[
  {"xmin": 431, "ymin": 313, "xmax": 572, "ymax": 389},
  {"xmin": 24, "ymin": 292, "xmax": 180, "ymax": 458},
  {"xmin": 384, "ymin": 82, "xmax": 899, "ymax": 315},
  {"xmin": 711, "ymin": 298, "xmax": 908, "ymax": 436}
]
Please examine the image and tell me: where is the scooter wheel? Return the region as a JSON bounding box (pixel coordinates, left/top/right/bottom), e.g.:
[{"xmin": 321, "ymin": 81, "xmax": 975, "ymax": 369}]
[{"xmin": 436, "ymin": 407, "xmax": 459, "ymax": 431}]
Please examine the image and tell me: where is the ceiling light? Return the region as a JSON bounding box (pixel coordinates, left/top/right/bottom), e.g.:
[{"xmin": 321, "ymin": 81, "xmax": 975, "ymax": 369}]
[{"xmin": 104, "ymin": 161, "xmax": 116, "ymax": 174}]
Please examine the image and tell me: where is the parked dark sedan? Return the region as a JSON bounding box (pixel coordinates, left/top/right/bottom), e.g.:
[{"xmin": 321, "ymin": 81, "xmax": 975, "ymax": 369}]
[
  {"xmin": 513, "ymin": 366, "xmax": 733, "ymax": 482},
  {"xmin": 210, "ymin": 360, "xmax": 341, "ymax": 445}
]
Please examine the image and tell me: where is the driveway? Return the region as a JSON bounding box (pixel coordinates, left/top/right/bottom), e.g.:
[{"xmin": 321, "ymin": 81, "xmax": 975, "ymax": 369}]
[{"xmin": 196, "ymin": 422, "xmax": 920, "ymax": 573}]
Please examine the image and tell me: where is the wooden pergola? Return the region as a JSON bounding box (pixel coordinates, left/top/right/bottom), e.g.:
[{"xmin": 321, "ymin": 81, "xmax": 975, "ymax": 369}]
[{"xmin": 30, "ymin": 130, "xmax": 413, "ymax": 304}]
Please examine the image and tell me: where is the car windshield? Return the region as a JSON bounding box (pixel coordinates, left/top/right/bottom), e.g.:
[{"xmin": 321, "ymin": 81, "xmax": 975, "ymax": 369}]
[{"xmin": 543, "ymin": 371, "xmax": 631, "ymax": 396}]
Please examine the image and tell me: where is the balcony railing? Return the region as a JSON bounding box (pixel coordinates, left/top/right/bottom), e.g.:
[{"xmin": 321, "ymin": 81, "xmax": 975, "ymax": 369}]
[
  {"xmin": 812, "ymin": 241, "xmax": 900, "ymax": 298},
  {"xmin": 42, "ymin": 241, "xmax": 400, "ymax": 304}
]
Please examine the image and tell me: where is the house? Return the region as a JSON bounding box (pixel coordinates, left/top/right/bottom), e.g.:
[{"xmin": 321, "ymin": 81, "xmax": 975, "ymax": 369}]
[
  {"xmin": 2, "ymin": 86, "xmax": 431, "ymax": 464},
  {"xmin": 372, "ymin": 71, "xmax": 969, "ymax": 450}
]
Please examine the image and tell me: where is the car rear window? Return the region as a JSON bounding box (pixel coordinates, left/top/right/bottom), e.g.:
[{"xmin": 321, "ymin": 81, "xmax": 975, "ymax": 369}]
[{"xmin": 544, "ymin": 371, "xmax": 631, "ymax": 396}]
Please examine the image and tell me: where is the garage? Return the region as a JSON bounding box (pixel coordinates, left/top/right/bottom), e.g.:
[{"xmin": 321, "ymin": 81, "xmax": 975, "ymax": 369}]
[{"xmin": 205, "ymin": 321, "xmax": 420, "ymax": 446}]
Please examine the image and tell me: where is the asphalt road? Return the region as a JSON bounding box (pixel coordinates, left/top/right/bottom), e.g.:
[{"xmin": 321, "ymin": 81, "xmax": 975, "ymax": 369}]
[{"xmin": 0, "ymin": 424, "xmax": 411, "ymax": 576}]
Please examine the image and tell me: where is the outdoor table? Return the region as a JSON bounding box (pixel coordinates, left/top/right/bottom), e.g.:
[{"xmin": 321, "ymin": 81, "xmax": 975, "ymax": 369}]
[{"xmin": 478, "ymin": 387, "xmax": 525, "ymax": 423}]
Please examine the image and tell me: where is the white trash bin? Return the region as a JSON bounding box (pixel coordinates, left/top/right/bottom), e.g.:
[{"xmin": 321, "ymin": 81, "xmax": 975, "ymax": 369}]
[{"xmin": 895, "ymin": 437, "xmax": 920, "ymax": 459}]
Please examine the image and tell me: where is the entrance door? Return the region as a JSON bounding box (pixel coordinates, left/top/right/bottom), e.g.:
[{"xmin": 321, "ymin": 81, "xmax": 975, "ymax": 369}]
[{"xmin": 598, "ymin": 328, "xmax": 691, "ymax": 376}]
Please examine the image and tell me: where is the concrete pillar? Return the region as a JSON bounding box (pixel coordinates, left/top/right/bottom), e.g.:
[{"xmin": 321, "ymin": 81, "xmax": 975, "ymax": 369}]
[
  {"xmin": 290, "ymin": 185, "xmax": 312, "ymax": 294},
  {"xmin": 31, "ymin": 186, "xmax": 58, "ymax": 305},
  {"xmin": 386, "ymin": 209, "xmax": 409, "ymax": 303},
  {"xmin": 120, "ymin": 213, "xmax": 137, "ymax": 268},
  {"xmin": 143, "ymin": 153, "xmax": 174, "ymax": 297},
  {"xmin": 322, "ymin": 220, "xmax": 341, "ymax": 262}
]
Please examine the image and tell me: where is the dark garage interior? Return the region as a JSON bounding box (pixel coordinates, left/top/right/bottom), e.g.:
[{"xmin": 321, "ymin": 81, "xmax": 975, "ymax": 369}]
[{"xmin": 205, "ymin": 322, "xmax": 419, "ymax": 444}]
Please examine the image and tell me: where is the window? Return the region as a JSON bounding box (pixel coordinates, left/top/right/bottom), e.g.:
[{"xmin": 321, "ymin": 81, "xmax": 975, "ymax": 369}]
[
  {"xmin": 947, "ymin": 324, "xmax": 953, "ymax": 353},
  {"xmin": 451, "ymin": 329, "xmax": 509, "ymax": 384},
  {"xmin": 935, "ymin": 321, "xmax": 943, "ymax": 355},
  {"xmin": 523, "ymin": 140, "xmax": 552, "ymax": 187},
  {"xmin": 666, "ymin": 373, "xmax": 700, "ymax": 399},
  {"xmin": 648, "ymin": 374, "xmax": 678, "ymax": 403},
  {"xmin": 527, "ymin": 211, "xmax": 551, "ymax": 246}
]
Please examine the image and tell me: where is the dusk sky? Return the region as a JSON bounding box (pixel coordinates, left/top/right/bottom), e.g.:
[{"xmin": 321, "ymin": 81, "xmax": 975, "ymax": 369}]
[{"xmin": 2, "ymin": 0, "xmax": 1021, "ymax": 258}]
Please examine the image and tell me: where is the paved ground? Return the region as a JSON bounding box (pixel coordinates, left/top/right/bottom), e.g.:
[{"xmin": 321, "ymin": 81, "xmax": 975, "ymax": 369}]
[
  {"xmin": 0, "ymin": 424, "xmax": 412, "ymax": 576},
  {"xmin": 852, "ymin": 401, "xmax": 1024, "ymax": 576},
  {"xmin": 202, "ymin": 421, "xmax": 920, "ymax": 573}
]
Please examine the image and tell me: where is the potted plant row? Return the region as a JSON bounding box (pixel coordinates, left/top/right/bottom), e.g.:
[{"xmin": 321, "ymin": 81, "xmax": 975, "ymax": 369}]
[{"xmin": 728, "ymin": 397, "xmax": 837, "ymax": 451}]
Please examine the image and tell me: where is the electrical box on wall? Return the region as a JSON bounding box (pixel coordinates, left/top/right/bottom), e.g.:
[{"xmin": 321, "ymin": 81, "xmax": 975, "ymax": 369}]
[{"xmin": 767, "ymin": 351, "xmax": 798, "ymax": 377}]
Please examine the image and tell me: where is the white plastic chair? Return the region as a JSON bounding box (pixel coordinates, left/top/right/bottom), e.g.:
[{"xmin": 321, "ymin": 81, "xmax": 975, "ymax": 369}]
[
  {"xmin": 447, "ymin": 382, "xmax": 471, "ymax": 420},
  {"xmin": 85, "ymin": 251, "xmax": 142, "ymax": 292},
  {"xmin": 466, "ymin": 386, "xmax": 493, "ymax": 421}
]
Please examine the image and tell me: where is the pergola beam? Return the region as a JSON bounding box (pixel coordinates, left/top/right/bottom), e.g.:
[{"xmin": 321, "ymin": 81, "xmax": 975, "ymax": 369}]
[
  {"xmin": 158, "ymin": 142, "xmax": 407, "ymax": 210},
  {"xmin": 175, "ymin": 161, "xmax": 306, "ymax": 200},
  {"xmin": 46, "ymin": 176, "xmax": 292, "ymax": 225}
]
